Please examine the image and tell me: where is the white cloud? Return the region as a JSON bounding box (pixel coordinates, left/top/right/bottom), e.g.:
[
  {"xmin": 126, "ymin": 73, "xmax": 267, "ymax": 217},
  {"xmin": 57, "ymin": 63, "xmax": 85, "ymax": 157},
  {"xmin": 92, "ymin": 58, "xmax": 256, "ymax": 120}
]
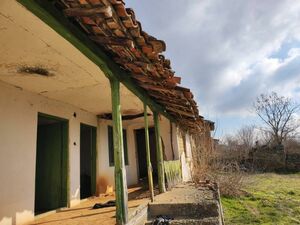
[{"xmin": 126, "ymin": 0, "xmax": 300, "ymax": 132}]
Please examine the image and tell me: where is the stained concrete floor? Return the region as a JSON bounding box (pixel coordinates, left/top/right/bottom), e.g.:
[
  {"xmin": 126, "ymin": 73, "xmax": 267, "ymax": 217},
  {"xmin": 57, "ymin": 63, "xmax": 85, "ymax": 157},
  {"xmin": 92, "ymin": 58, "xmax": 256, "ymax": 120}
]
[
  {"xmin": 148, "ymin": 183, "xmax": 222, "ymax": 225},
  {"xmin": 154, "ymin": 183, "xmax": 216, "ymax": 203},
  {"xmin": 29, "ymin": 186, "xmax": 151, "ymax": 225},
  {"xmin": 29, "ymin": 183, "xmax": 220, "ymax": 225}
]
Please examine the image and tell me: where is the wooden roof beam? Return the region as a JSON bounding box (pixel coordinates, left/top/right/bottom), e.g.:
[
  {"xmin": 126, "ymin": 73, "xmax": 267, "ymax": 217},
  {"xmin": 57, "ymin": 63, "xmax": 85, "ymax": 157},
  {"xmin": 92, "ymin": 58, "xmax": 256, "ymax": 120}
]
[
  {"xmin": 148, "ymin": 91, "xmax": 187, "ymax": 103},
  {"xmin": 157, "ymin": 99, "xmax": 190, "ymax": 110},
  {"xmin": 64, "ymin": 6, "xmax": 113, "ymax": 18},
  {"xmin": 90, "ymin": 35, "xmax": 134, "ymax": 47},
  {"xmin": 139, "ymin": 83, "xmax": 172, "ymax": 93},
  {"xmin": 166, "ymin": 106, "xmax": 196, "ymax": 118}
]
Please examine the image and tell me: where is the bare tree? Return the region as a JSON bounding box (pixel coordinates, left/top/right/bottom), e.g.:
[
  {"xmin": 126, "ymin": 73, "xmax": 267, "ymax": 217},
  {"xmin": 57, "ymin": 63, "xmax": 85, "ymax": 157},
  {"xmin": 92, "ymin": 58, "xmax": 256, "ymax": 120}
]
[
  {"xmin": 254, "ymin": 92, "xmax": 300, "ymax": 145},
  {"xmin": 256, "ymin": 129, "xmax": 273, "ymax": 146},
  {"xmin": 222, "ymin": 125, "xmax": 255, "ymax": 159},
  {"xmin": 237, "ymin": 125, "xmax": 255, "ymax": 149}
]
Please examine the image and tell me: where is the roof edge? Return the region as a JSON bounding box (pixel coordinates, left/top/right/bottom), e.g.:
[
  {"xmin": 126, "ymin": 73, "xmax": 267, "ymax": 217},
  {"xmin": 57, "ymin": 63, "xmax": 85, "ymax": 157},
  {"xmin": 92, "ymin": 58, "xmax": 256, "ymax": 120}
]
[{"xmin": 17, "ymin": 0, "xmax": 175, "ymax": 121}]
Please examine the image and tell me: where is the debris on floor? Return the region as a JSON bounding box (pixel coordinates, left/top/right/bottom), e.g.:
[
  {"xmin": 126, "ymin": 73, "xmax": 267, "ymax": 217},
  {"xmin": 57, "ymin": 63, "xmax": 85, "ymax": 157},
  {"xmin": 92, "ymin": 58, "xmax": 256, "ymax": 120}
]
[
  {"xmin": 152, "ymin": 215, "xmax": 173, "ymax": 225},
  {"xmin": 92, "ymin": 200, "xmax": 116, "ymax": 209}
]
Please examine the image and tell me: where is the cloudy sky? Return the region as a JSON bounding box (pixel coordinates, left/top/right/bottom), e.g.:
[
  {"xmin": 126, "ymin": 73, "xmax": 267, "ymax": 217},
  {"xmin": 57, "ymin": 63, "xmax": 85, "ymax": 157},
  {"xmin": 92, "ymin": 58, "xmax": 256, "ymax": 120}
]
[{"xmin": 126, "ymin": 0, "xmax": 300, "ymax": 138}]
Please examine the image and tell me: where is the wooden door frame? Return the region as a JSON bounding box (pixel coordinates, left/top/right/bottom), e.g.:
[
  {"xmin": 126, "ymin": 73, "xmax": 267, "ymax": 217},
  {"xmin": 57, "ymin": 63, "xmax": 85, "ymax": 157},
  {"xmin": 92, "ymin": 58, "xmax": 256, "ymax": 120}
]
[
  {"xmin": 134, "ymin": 127, "xmax": 156, "ymax": 180},
  {"xmin": 36, "ymin": 112, "xmax": 69, "ymax": 210}
]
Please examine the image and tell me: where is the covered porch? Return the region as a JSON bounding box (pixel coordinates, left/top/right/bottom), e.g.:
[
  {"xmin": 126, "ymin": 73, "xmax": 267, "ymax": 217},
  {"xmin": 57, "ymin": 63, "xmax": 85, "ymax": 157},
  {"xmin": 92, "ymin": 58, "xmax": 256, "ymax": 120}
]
[
  {"xmin": 0, "ymin": 0, "xmax": 207, "ymax": 225},
  {"xmin": 0, "ymin": 1, "xmax": 178, "ymax": 224},
  {"xmin": 29, "ymin": 183, "xmax": 223, "ymax": 225},
  {"xmin": 29, "ymin": 186, "xmax": 152, "ymax": 225}
]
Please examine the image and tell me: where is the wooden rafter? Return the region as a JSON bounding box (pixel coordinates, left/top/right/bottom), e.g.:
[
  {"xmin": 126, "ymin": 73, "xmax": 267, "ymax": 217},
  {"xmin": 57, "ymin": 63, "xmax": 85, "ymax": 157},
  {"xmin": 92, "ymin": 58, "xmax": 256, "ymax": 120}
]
[{"xmin": 64, "ymin": 6, "xmax": 113, "ymax": 18}]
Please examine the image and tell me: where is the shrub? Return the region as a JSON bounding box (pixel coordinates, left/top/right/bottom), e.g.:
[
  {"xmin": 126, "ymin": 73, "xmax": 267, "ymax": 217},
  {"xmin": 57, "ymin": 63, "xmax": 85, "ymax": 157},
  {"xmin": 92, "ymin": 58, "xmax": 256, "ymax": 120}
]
[{"xmin": 191, "ymin": 134, "xmax": 245, "ymax": 197}]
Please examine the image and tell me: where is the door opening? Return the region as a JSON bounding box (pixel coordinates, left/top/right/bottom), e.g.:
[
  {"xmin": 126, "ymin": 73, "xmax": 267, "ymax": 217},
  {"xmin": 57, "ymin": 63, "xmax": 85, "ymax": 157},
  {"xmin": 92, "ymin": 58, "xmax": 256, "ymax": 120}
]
[
  {"xmin": 35, "ymin": 114, "xmax": 68, "ymax": 215},
  {"xmin": 135, "ymin": 127, "xmax": 158, "ymax": 179},
  {"xmin": 80, "ymin": 124, "xmax": 97, "ymax": 199}
]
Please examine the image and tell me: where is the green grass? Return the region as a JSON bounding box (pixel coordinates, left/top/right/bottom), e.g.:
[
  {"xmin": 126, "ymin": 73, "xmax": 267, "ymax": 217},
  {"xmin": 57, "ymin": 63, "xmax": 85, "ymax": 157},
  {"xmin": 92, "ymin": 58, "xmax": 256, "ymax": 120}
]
[{"xmin": 221, "ymin": 173, "xmax": 300, "ymax": 225}]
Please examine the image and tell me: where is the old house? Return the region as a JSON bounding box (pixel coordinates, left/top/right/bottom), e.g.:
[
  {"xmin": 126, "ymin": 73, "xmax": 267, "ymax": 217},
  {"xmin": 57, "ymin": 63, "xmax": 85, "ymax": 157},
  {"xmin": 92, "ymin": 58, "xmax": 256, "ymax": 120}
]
[{"xmin": 0, "ymin": 0, "xmax": 215, "ymax": 225}]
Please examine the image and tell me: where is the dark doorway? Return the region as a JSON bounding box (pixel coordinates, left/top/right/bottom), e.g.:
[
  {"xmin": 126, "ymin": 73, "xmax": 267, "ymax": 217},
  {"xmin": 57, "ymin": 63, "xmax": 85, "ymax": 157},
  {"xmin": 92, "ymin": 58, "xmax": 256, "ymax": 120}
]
[
  {"xmin": 80, "ymin": 124, "xmax": 97, "ymax": 199},
  {"xmin": 135, "ymin": 127, "xmax": 158, "ymax": 179},
  {"xmin": 35, "ymin": 114, "xmax": 68, "ymax": 215}
]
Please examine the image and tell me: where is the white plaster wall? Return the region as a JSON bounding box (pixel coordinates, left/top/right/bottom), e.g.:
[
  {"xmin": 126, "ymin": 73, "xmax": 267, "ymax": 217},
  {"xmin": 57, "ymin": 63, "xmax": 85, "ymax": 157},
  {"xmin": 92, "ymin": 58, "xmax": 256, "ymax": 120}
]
[
  {"xmin": 0, "ymin": 82, "xmax": 97, "ymax": 225},
  {"xmin": 0, "ymin": 80, "xmax": 187, "ymax": 225},
  {"xmin": 125, "ymin": 119, "xmax": 154, "ymax": 183},
  {"xmin": 125, "ymin": 126, "xmax": 139, "ymax": 185},
  {"xmin": 171, "ymin": 123, "xmax": 180, "ymax": 160},
  {"xmin": 186, "ymin": 134, "xmax": 194, "ymax": 180},
  {"xmin": 97, "ymin": 120, "xmax": 114, "ymax": 193},
  {"xmin": 179, "ymin": 132, "xmax": 193, "ymax": 182},
  {"xmin": 181, "ymin": 151, "xmax": 192, "ymax": 182},
  {"xmin": 97, "ymin": 114, "xmax": 172, "ymax": 193},
  {"xmin": 97, "ymin": 119, "xmax": 140, "ymax": 193},
  {"xmin": 185, "ymin": 133, "xmax": 193, "ymax": 159},
  {"xmin": 160, "ymin": 116, "xmax": 175, "ymax": 161}
]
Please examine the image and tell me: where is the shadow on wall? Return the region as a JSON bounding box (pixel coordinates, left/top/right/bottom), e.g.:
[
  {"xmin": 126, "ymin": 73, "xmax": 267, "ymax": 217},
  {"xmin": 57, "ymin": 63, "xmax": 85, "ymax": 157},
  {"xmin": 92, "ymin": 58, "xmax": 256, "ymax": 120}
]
[{"xmin": 0, "ymin": 210, "xmax": 34, "ymax": 225}]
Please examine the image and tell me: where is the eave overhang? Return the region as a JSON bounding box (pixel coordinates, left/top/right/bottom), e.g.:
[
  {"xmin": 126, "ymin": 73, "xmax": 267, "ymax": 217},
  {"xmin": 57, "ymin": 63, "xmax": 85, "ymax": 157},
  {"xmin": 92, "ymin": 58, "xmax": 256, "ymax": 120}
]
[{"xmin": 17, "ymin": 0, "xmax": 207, "ymax": 132}]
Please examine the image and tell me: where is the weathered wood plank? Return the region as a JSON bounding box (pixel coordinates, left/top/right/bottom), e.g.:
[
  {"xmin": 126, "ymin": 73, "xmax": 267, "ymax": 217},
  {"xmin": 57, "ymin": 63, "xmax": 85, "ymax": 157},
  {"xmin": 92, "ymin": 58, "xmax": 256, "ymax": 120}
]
[
  {"xmin": 139, "ymin": 83, "xmax": 171, "ymax": 92},
  {"xmin": 174, "ymin": 86, "xmax": 190, "ymax": 92},
  {"xmin": 148, "ymin": 91, "xmax": 187, "ymax": 104},
  {"xmin": 98, "ymin": 112, "xmax": 150, "ymax": 120},
  {"xmin": 166, "ymin": 106, "xmax": 195, "ymax": 118},
  {"xmin": 171, "ymin": 76, "xmax": 181, "ymax": 84},
  {"xmin": 157, "ymin": 99, "xmax": 190, "ymax": 110},
  {"xmin": 90, "ymin": 35, "xmax": 134, "ymax": 47},
  {"xmin": 131, "ymin": 74, "xmax": 158, "ymax": 83},
  {"xmin": 64, "ymin": 6, "xmax": 113, "ymax": 18}
]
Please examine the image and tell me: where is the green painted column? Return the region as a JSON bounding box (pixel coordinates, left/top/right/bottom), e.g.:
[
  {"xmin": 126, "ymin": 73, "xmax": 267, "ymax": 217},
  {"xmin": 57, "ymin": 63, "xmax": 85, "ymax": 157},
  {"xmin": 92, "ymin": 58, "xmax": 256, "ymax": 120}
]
[
  {"xmin": 110, "ymin": 78, "xmax": 128, "ymax": 225},
  {"xmin": 153, "ymin": 111, "xmax": 166, "ymax": 193},
  {"xmin": 144, "ymin": 104, "xmax": 155, "ymax": 202}
]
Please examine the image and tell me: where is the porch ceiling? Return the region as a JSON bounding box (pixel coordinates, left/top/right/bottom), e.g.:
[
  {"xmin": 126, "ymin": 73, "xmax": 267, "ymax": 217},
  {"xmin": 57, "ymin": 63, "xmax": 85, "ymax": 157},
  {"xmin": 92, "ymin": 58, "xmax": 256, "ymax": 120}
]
[{"xmin": 0, "ymin": 0, "xmax": 143, "ymax": 115}]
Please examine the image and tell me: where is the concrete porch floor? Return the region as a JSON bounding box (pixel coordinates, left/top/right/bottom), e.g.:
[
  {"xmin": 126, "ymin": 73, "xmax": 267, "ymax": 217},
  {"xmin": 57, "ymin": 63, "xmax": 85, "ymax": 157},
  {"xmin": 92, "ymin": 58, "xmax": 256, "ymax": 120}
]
[
  {"xmin": 29, "ymin": 186, "xmax": 152, "ymax": 225},
  {"xmin": 147, "ymin": 183, "xmax": 223, "ymax": 225},
  {"xmin": 29, "ymin": 183, "xmax": 223, "ymax": 225}
]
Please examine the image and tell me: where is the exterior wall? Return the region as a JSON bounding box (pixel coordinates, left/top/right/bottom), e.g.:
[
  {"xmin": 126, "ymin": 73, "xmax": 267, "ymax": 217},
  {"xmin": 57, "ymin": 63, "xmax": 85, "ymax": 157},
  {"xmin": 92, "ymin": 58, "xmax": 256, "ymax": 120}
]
[
  {"xmin": 181, "ymin": 133, "xmax": 193, "ymax": 182},
  {"xmin": 0, "ymin": 82, "xmax": 98, "ymax": 225},
  {"xmin": 176, "ymin": 128, "xmax": 192, "ymax": 182},
  {"xmin": 97, "ymin": 119, "xmax": 139, "ymax": 194},
  {"xmin": 185, "ymin": 134, "xmax": 193, "ymax": 159},
  {"xmin": 171, "ymin": 123, "xmax": 180, "ymax": 160},
  {"xmin": 125, "ymin": 121, "xmax": 150, "ymax": 185},
  {"xmin": 96, "ymin": 114, "xmax": 182, "ymax": 192},
  {"xmin": 160, "ymin": 116, "xmax": 177, "ymax": 161},
  {"xmin": 0, "ymin": 81, "xmax": 194, "ymax": 225}
]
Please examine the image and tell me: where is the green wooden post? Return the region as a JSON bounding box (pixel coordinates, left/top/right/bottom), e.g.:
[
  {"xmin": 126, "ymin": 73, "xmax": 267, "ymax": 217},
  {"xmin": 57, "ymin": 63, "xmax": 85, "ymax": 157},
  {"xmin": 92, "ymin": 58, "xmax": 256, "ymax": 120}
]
[
  {"xmin": 144, "ymin": 104, "xmax": 155, "ymax": 202},
  {"xmin": 154, "ymin": 112, "xmax": 166, "ymax": 193},
  {"xmin": 110, "ymin": 78, "xmax": 128, "ymax": 225}
]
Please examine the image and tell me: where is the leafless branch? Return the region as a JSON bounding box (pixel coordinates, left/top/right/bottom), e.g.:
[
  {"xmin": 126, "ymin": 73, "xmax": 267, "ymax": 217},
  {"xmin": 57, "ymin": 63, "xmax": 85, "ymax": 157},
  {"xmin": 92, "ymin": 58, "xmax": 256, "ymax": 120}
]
[{"xmin": 253, "ymin": 92, "xmax": 300, "ymax": 145}]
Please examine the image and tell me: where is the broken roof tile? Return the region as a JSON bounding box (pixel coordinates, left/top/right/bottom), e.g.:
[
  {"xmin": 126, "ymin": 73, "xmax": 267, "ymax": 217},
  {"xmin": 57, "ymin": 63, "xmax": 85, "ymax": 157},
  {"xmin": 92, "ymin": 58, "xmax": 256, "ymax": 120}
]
[{"xmin": 58, "ymin": 0, "xmax": 208, "ymax": 132}]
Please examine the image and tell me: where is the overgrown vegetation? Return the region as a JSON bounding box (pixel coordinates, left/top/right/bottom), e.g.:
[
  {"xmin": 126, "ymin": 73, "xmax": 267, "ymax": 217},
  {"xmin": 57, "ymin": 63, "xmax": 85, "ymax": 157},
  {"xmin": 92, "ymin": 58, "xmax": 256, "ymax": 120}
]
[
  {"xmin": 191, "ymin": 92, "xmax": 300, "ymax": 222},
  {"xmin": 222, "ymin": 173, "xmax": 300, "ymax": 225},
  {"xmin": 191, "ymin": 133, "xmax": 245, "ymax": 197}
]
